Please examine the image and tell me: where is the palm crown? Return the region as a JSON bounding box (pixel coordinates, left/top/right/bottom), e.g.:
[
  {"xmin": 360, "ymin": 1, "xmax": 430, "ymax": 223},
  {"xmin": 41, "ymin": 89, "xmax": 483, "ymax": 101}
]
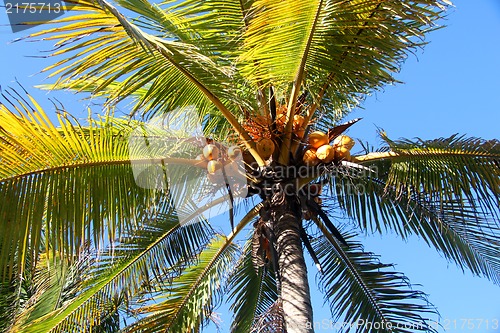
[{"xmin": 0, "ymin": 0, "xmax": 499, "ymax": 332}]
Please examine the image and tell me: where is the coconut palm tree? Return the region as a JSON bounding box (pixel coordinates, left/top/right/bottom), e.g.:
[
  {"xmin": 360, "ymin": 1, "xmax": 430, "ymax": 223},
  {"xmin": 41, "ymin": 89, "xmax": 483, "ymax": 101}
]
[{"xmin": 1, "ymin": 0, "xmax": 499, "ymax": 332}]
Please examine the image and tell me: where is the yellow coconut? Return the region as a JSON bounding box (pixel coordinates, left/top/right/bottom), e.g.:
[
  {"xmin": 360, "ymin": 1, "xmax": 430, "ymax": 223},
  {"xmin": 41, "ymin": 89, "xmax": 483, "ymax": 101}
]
[
  {"xmin": 203, "ymin": 144, "xmax": 219, "ymax": 160},
  {"xmin": 308, "ymin": 131, "xmax": 329, "ymax": 149},
  {"xmin": 335, "ymin": 146, "xmax": 351, "ymax": 161},
  {"xmin": 276, "ymin": 112, "xmax": 287, "ymax": 127},
  {"xmin": 333, "ymin": 135, "xmax": 355, "ymax": 150},
  {"xmin": 316, "ymin": 144, "xmax": 335, "ymax": 163},
  {"xmin": 256, "ymin": 138, "xmax": 275, "ymax": 160},
  {"xmin": 293, "ymin": 115, "xmax": 305, "ymax": 129},
  {"xmin": 227, "ymin": 145, "xmax": 242, "ymax": 160},
  {"xmin": 207, "ymin": 160, "xmax": 223, "ymax": 174},
  {"xmin": 302, "ymin": 148, "xmax": 320, "ymax": 167}
]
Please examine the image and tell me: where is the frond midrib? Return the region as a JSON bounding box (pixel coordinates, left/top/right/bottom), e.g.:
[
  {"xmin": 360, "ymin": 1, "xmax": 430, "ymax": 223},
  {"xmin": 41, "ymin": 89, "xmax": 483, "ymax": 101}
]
[
  {"xmin": 355, "ymin": 150, "xmax": 500, "ymax": 163},
  {"xmin": 164, "ymin": 204, "xmax": 260, "ymax": 331},
  {"xmin": 0, "ymin": 156, "xmax": 207, "ymax": 184}
]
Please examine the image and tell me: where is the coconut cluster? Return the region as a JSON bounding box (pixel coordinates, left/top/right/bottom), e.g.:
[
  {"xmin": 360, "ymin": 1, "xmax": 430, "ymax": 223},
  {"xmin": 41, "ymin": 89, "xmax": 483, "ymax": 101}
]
[
  {"xmin": 198, "ymin": 144, "xmax": 243, "ymax": 184},
  {"xmin": 302, "ymin": 131, "xmax": 355, "ymax": 166}
]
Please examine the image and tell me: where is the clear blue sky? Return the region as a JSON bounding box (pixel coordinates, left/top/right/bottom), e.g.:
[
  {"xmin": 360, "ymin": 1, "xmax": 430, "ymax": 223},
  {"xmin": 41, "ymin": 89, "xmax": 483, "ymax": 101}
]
[{"xmin": 1, "ymin": 0, "xmax": 499, "ymax": 332}]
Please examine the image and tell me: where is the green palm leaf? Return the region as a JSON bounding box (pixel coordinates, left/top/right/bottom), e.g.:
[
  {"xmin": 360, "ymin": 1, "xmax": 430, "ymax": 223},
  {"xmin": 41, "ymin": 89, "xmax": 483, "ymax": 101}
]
[
  {"xmin": 312, "ymin": 221, "xmax": 437, "ymax": 333},
  {"xmin": 122, "ymin": 236, "xmax": 239, "ymax": 333},
  {"xmin": 239, "ymin": 0, "xmax": 323, "ymax": 87},
  {"xmin": 227, "ymin": 234, "xmax": 279, "ymax": 333},
  {"xmin": 27, "ymin": 0, "xmax": 267, "ymax": 164},
  {"xmin": 120, "ymin": 204, "xmax": 259, "ymax": 332},
  {"xmin": 331, "ymin": 134, "xmax": 500, "ymax": 282},
  {"xmin": 19, "ymin": 199, "xmax": 217, "ymax": 333}
]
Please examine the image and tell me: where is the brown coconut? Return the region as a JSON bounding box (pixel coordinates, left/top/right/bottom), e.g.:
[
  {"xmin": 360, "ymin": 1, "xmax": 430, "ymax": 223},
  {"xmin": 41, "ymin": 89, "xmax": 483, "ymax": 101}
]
[
  {"xmin": 335, "ymin": 146, "xmax": 351, "ymax": 161},
  {"xmin": 256, "ymin": 138, "xmax": 275, "ymax": 160},
  {"xmin": 293, "ymin": 115, "xmax": 305, "ymax": 129},
  {"xmin": 333, "ymin": 135, "xmax": 355, "ymax": 150}
]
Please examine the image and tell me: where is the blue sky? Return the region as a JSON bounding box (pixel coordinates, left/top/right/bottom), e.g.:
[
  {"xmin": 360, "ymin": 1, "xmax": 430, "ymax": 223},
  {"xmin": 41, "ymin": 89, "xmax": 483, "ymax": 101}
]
[{"xmin": 1, "ymin": 0, "xmax": 499, "ymax": 332}]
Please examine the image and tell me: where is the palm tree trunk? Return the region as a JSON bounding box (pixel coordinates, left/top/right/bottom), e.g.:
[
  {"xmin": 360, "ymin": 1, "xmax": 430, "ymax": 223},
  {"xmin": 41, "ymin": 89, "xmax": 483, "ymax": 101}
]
[{"xmin": 272, "ymin": 189, "xmax": 314, "ymax": 333}]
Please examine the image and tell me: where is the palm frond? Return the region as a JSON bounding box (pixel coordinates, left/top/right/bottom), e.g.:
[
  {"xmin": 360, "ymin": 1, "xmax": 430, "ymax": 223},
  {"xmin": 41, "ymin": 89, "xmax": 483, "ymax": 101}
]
[
  {"xmin": 227, "ymin": 234, "xmax": 279, "ymax": 333},
  {"xmin": 0, "ymin": 89, "xmax": 215, "ymax": 281},
  {"xmin": 330, "ymin": 134, "xmax": 500, "ymax": 282},
  {"xmin": 20, "ymin": 201, "xmax": 214, "ymax": 333},
  {"xmin": 121, "ymin": 236, "xmax": 239, "ymax": 333},
  {"xmin": 29, "ymin": 0, "xmax": 233, "ymax": 114},
  {"xmin": 27, "ymin": 0, "xmax": 266, "ymax": 165},
  {"xmin": 239, "ymin": 0, "xmax": 323, "ymax": 88},
  {"xmin": 120, "ymin": 203, "xmax": 259, "ymax": 333},
  {"xmin": 312, "ymin": 222, "xmax": 437, "ymax": 333},
  {"xmin": 0, "ymin": 279, "xmax": 18, "ymax": 331},
  {"xmin": 360, "ymin": 133, "xmax": 500, "ymax": 217},
  {"xmin": 305, "ymin": 0, "xmax": 447, "ymax": 124},
  {"xmin": 10, "ymin": 252, "xmax": 77, "ymax": 329}
]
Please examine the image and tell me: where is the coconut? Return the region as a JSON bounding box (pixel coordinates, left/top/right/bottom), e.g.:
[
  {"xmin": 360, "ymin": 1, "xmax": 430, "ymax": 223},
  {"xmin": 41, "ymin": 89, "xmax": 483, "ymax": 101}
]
[
  {"xmin": 333, "ymin": 135, "xmax": 355, "ymax": 150},
  {"xmin": 256, "ymin": 138, "xmax": 275, "ymax": 160},
  {"xmin": 293, "ymin": 115, "xmax": 305, "ymax": 129},
  {"xmin": 335, "ymin": 146, "xmax": 351, "ymax": 161},
  {"xmin": 275, "ymin": 113, "xmax": 287, "ymax": 128},
  {"xmin": 316, "ymin": 144, "xmax": 335, "ymax": 163},
  {"xmin": 227, "ymin": 145, "xmax": 241, "ymax": 160},
  {"xmin": 308, "ymin": 131, "xmax": 329, "ymax": 149},
  {"xmin": 203, "ymin": 144, "xmax": 219, "ymax": 160},
  {"xmin": 207, "ymin": 160, "xmax": 223, "ymax": 174},
  {"xmin": 302, "ymin": 148, "xmax": 320, "ymax": 167}
]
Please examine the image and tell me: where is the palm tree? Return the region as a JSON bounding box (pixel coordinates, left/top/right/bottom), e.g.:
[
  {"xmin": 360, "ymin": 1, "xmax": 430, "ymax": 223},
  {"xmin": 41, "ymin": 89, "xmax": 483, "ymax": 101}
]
[{"xmin": 0, "ymin": 0, "xmax": 499, "ymax": 332}]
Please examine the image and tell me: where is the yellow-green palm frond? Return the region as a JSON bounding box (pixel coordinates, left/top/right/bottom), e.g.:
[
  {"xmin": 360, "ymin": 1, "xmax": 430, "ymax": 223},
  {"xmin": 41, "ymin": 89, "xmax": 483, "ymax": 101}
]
[
  {"xmin": 29, "ymin": 0, "xmax": 237, "ymax": 116},
  {"xmin": 121, "ymin": 236, "xmax": 239, "ymax": 333},
  {"xmin": 358, "ymin": 133, "xmax": 500, "ymax": 216},
  {"xmin": 307, "ymin": 0, "xmax": 448, "ymax": 122},
  {"xmin": 118, "ymin": 204, "xmax": 259, "ymax": 333},
  {"xmin": 29, "ymin": 0, "xmax": 267, "ymax": 163},
  {"xmin": 0, "ymin": 89, "xmax": 205, "ymax": 281},
  {"xmin": 239, "ymin": 0, "xmax": 447, "ymax": 121},
  {"xmin": 19, "ymin": 202, "xmax": 216, "ymax": 333},
  {"xmin": 239, "ymin": 0, "xmax": 323, "ymax": 88},
  {"xmin": 9, "ymin": 249, "xmax": 97, "ymax": 332}
]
